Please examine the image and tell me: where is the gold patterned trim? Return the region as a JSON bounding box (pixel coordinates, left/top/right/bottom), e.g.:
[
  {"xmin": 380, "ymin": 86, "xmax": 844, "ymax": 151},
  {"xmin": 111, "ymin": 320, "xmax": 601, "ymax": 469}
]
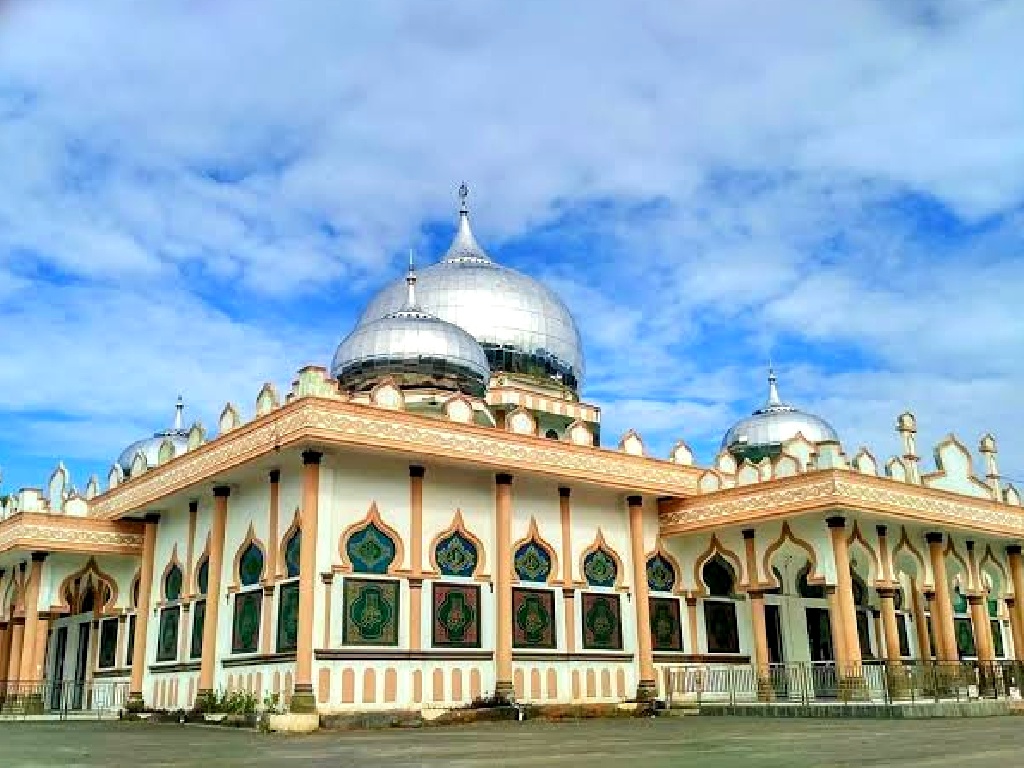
[
  {"xmin": 0, "ymin": 513, "xmax": 144, "ymax": 555},
  {"xmin": 660, "ymin": 471, "xmax": 1024, "ymax": 537},
  {"xmin": 89, "ymin": 396, "xmax": 701, "ymax": 520}
]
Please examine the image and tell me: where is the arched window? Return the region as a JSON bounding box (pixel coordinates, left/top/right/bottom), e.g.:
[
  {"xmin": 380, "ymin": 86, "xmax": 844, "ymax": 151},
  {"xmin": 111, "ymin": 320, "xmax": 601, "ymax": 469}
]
[
  {"xmin": 583, "ymin": 547, "xmax": 618, "ymax": 588},
  {"xmin": 851, "ymin": 572, "xmax": 875, "ymax": 659},
  {"xmin": 164, "ymin": 564, "xmax": 183, "ymax": 601},
  {"xmin": 80, "ymin": 585, "xmax": 97, "ymax": 615},
  {"xmin": 157, "ymin": 561, "xmax": 184, "ymax": 663},
  {"xmin": 233, "ymin": 541, "xmax": 265, "ymax": 654},
  {"xmin": 951, "ymin": 584, "xmax": 976, "ymax": 659},
  {"xmin": 646, "ymin": 554, "xmax": 676, "ymax": 593},
  {"xmin": 277, "ymin": 529, "xmax": 301, "ymax": 653},
  {"xmin": 703, "ymin": 555, "xmax": 736, "ymax": 598},
  {"xmin": 436, "ymin": 530, "xmax": 478, "ymax": 578},
  {"xmin": 702, "ymin": 555, "xmax": 739, "ymax": 654},
  {"xmin": 347, "ymin": 522, "xmax": 397, "ymax": 575},
  {"xmin": 191, "ymin": 556, "xmax": 209, "ymax": 660},
  {"xmin": 894, "ymin": 587, "xmax": 912, "ymax": 658},
  {"xmin": 514, "ymin": 540, "xmax": 552, "ymax": 583},
  {"xmin": 795, "ymin": 562, "xmax": 824, "ymax": 598}
]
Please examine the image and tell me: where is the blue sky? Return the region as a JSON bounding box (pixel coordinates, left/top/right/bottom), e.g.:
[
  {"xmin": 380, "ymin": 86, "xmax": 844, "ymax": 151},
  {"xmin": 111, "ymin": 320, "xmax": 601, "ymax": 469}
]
[{"xmin": 2, "ymin": 0, "xmax": 1024, "ymax": 494}]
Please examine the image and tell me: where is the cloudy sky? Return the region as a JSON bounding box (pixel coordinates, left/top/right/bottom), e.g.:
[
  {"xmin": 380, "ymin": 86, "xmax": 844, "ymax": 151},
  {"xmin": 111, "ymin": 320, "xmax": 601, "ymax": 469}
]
[{"xmin": 1, "ymin": 0, "xmax": 1023, "ymax": 493}]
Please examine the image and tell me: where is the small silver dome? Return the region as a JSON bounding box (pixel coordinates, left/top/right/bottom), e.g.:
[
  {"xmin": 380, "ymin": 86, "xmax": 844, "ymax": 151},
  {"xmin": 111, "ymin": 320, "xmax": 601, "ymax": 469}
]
[
  {"xmin": 117, "ymin": 397, "xmax": 190, "ymax": 476},
  {"xmin": 721, "ymin": 371, "xmax": 839, "ymax": 459},
  {"xmin": 358, "ymin": 186, "xmax": 585, "ymax": 393},
  {"xmin": 332, "ymin": 265, "xmax": 491, "ymax": 396}
]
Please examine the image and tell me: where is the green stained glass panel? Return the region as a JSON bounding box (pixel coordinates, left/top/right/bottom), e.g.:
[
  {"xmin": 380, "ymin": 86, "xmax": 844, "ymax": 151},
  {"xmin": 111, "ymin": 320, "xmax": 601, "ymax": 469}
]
[
  {"xmin": 347, "ymin": 524, "xmax": 396, "ymax": 574},
  {"xmin": 954, "ymin": 617, "xmax": 976, "ymax": 658},
  {"xmin": 232, "ymin": 591, "xmax": 262, "ymax": 654},
  {"xmin": 156, "ymin": 606, "xmax": 180, "ymax": 662},
  {"xmin": 992, "ymin": 620, "xmax": 1005, "ymax": 657},
  {"xmin": 191, "ymin": 599, "xmax": 206, "ymax": 659},
  {"xmin": 285, "ymin": 531, "xmax": 301, "ymax": 579},
  {"xmin": 583, "ymin": 549, "xmax": 617, "ymax": 588},
  {"xmin": 436, "ymin": 532, "xmax": 478, "ymax": 578},
  {"xmin": 98, "ymin": 618, "xmax": 118, "ymax": 669},
  {"xmin": 277, "ymin": 582, "xmax": 299, "ymax": 653},
  {"xmin": 239, "ymin": 543, "xmax": 265, "ymax": 587},
  {"xmin": 165, "ymin": 565, "xmax": 183, "ymax": 602},
  {"xmin": 196, "ymin": 558, "xmax": 209, "ymax": 596},
  {"xmin": 514, "ymin": 542, "xmax": 551, "ymax": 583},
  {"xmin": 646, "ymin": 555, "xmax": 676, "ymax": 593}
]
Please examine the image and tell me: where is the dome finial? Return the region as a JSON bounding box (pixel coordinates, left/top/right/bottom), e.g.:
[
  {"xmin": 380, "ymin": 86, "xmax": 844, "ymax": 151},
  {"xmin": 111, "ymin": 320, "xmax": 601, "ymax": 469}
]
[
  {"xmin": 767, "ymin": 366, "xmax": 783, "ymax": 408},
  {"xmin": 174, "ymin": 395, "xmax": 184, "ymax": 431},
  {"xmin": 444, "ymin": 182, "xmax": 491, "ymax": 264},
  {"xmin": 405, "ymin": 249, "xmax": 418, "ymax": 308}
]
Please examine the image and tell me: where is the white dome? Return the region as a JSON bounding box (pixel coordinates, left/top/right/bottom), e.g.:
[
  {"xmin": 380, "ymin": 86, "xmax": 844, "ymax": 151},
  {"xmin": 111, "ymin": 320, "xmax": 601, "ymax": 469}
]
[
  {"xmin": 358, "ymin": 189, "xmax": 585, "ymax": 393},
  {"xmin": 721, "ymin": 371, "xmax": 839, "ymax": 457},
  {"xmin": 117, "ymin": 397, "xmax": 190, "ymax": 476},
  {"xmin": 332, "ymin": 269, "xmax": 491, "ymax": 396}
]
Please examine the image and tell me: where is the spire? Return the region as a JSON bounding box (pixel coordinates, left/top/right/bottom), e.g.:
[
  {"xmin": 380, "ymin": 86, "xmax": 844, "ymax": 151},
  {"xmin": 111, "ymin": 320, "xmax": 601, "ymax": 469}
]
[
  {"xmin": 443, "ymin": 182, "xmax": 491, "ymax": 264},
  {"xmin": 174, "ymin": 395, "xmax": 184, "ymax": 431},
  {"xmin": 767, "ymin": 367, "xmax": 782, "ymax": 407},
  {"xmin": 405, "ymin": 249, "xmax": 418, "ymax": 309}
]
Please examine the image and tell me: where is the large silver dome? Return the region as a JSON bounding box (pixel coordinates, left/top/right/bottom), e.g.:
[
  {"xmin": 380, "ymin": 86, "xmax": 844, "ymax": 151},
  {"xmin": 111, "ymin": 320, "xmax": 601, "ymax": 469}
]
[
  {"xmin": 721, "ymin": 371, "xmax": 839, "ymax": 459},
  {"xmin": 332, "ymin": 268, "xmax": 491, "ymax": 397},
  {"xmin": 358, "ymin": 188, "xmax": 585, "ymax": 393},
  {"xmin": 117, "ymin": 397, "xmax": 190, "ymax": 476}
]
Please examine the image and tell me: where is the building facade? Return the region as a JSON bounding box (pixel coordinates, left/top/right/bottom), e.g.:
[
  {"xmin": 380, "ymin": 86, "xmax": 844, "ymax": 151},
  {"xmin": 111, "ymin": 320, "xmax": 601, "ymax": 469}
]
[{"xmin": 1, "ymin": 190, "xmax": 1023, "ymax": 715}]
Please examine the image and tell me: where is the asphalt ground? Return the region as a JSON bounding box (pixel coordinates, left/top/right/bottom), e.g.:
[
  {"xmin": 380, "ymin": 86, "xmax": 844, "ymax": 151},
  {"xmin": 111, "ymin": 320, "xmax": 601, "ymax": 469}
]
[{"xmin": 1, "ymin": 715, "xmax": 1019, "ymax": 767}]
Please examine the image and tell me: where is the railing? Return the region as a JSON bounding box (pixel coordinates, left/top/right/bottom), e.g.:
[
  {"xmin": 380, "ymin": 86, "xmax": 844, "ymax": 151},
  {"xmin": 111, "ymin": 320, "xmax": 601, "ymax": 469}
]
[
  {"xmin": 664, "ymin": 660, "xmax": 1024, "ymax": 709},
  {"xmin": 0, "ymin": 680, "xmax": 129, "ymax": 719}
]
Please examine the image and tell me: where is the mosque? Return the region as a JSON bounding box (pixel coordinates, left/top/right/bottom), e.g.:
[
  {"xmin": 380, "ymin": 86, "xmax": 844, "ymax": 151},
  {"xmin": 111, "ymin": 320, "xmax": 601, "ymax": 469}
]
[{"xmin": 1, "ymin": 185, "xmax": 1023, "ymax": 719}]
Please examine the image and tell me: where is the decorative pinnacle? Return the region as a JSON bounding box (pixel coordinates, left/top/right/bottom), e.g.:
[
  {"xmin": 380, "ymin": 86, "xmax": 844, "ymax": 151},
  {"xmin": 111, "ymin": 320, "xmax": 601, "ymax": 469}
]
[
  {"xmin": 458, "ymin": 181, "xmax": 469, "ymax": 214},
  {"xmin": 405, "ymin": 249, "xmax": 418, "ymax": 308},
  {"xmin": 174, "ymin": 395, "xmax": 184, "ymax": 431},
  {"xmin": 767, "ymin": 367, "xmax": 782, "ymax": 407}
]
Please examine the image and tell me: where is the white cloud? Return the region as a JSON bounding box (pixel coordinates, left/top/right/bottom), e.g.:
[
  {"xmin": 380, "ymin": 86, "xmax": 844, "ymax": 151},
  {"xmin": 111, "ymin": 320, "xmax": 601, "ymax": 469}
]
[{"xmin": 2, "ymin": 1, "xmax": 1024, "ymax": 487}]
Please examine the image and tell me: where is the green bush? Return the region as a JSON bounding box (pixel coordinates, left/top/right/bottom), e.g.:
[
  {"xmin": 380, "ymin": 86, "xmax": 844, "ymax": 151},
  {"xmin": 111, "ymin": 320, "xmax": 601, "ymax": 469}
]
[{"xmin": 193, "ymin": 688, "xmax": 262, "ymax": 715}]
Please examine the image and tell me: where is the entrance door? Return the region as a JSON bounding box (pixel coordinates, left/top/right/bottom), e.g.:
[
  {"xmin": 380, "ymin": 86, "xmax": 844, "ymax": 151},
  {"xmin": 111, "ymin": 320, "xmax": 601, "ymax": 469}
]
[
  {"xmin": 49, "ymin": 626, "xmax": 68, "ymax": 711},
  {"xmin": 72, "ymin": 622, "xmax": 90, "ymax": 710},
  {"xmin": 805, "ymin": 607, "xmax": 838, "ymax": 699}
]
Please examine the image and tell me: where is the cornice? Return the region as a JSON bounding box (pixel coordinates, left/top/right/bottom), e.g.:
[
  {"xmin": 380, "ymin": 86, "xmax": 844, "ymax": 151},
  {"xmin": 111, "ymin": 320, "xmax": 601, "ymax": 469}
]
[
  {"xmin": 659, "ymin": 470, "xmax": 1024, "ymax": 537},
  {"xmin": 89, "ymin": 396, "xmax": 701, "ymax": 520},
  {"xmin": 0, "ymin": 513, "xmax": 144, "ymax": 555}
]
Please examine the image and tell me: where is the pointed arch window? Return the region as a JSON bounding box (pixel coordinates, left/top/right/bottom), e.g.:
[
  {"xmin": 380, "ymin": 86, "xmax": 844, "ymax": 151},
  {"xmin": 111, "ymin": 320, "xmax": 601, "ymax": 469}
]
[
  {"xmin": 514, "ymin": 541, "xmax": 552, "ymax": 583},
  {"xmin": 157, "ymin": 560, "xmax": 184, "ymax": 662},
  {"xmin": 796, "ymin": 562, "xmax": 825, "ymax": 599},
  {"xmin": 951, "ymin": 584, "xmax": 976, "ymax": 659},
  {"xmin": 277, "ymin": 528, "xmax": 301, "ymax": 653},
  {"xmin": 646, "ymin": 554, "xmax": 676, "ymax": 593},
  {"xmin": 191, "ymin": 555, "xmax": 209, "ymax": 660},
  {"xmin": 702, "ymin": 555, "xmax": 740, "ymax": 655},
  {"xmin": 233, "ymin": 541, "xmax": 265, "ymax": 654},
  {"xmin": 436, "ymin": 531, "xmax": 478, "ymax": 578},
  {"xmin": 347, "ymin": 523, "xmax": 397, "ymax": 575},
  {"xmin": 583, "ymin": 548, "xmax": 617, "ymax": 588}
]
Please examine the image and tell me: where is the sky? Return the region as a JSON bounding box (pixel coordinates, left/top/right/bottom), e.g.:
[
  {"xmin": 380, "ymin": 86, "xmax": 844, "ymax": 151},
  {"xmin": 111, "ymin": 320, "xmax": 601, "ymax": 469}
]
[{"xmin": 1, "ymin": 0, "xmax": 1023, "ymax": 495}]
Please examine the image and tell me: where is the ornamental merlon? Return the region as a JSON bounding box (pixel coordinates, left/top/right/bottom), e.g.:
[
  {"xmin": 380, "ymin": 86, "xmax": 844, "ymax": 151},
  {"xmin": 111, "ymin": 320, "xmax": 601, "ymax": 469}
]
[
  {"xmin": 89, "ymin": 396, "xmax": 701, "ymax": 520},
  {"xmin": 659, "ymin": 470, "xmax": 1024, "ymax": 537}
]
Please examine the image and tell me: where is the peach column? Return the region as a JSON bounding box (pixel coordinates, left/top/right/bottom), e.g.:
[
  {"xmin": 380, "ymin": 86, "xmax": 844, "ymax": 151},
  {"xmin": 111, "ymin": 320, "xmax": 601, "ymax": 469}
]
[
  {"xmin": 494, "ymin": 473, "xmax": 514, "ymax": 699},
  {"xmin": 827, "ymin": 517, "xmax": 861, "ymax": 670},
  {"xmin": 129, "ymin": 514, "xmax": 161, "ymax": 706},
  {"xmin": 742, "ymin": 529, "xmax": 770, "ymax": 681},
  {"xmin": 291, "ymin": 450, "xmax": 322, "ymax": 713},
  {"xmin": 966, "ymin": 541, "xmax": 995, "ymax": 663},
  {"xmin": 19, "ymin": 553, "xmax": 47, "ymax": 683},
  {"xmin": 910, "ymin": 578, "xmax": 932, "ymax": 660},
  {"xmin": 877, "ymin": 589, "xmax": 902, "ymax": 663},
  {"xmin": 261, "ymin": 470, "xmax": 281, "ymax": 655},
  {"xmin": 627, "ymin": 495, "xmax": 655, "ymax": 700},
  {"xmin": 926, "ymin": 533, "xmax": 957, "ymax": 661},
  {"xmin": 198, "ymin": 489, "xmax": 230, "ymax": 696},
  {"xmin": 825, "ymin": 587, "xmax": 847, "ymax": 666},
  {"xmin": 1007, "ymin": 597, "xmax": 1024, "ymax": 662},
  {"xmin": 0, "ymin": 621, "xmax": 10, "ymax": 690},
  {"xmin": 408, "ymin": 466, "xmax": 425, "ymax": 651},
  {"xmin": 1007, "ymin": 546, "xmax": 1024, "ymax": 661},
  {"xmin": 559, "ymin": 487, "xmax": 576, "ymax": 653},
  {"xmin": 7, "ymin": 620, "xmax": 24, "ymax": 683}
]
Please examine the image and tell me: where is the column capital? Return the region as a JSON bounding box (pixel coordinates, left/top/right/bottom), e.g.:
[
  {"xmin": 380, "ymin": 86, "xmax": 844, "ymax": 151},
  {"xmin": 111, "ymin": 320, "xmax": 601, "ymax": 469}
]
[
  {"xmin": 967, "ymin": 594, "xmax": 985, "ymax": 606},
  {"xmin": 626, "ymin": 494, "xmax": 642, "ymax": 507},
  {"xmin": 409, "ymin": 465, "xmax": 425, "ymax": 479},
  {"xmin": 925, "ymin": 531, "xmax": 944, "ymax": 544},
  {"xmin": 685, "ymin": 595, "xmax": 698, "ymax": 607},
  {"xmin": 966, "ymin": 540, "xmax": 976, "ymax": 551},
  {"xmin": 30, "ymin": 552, "xmax": 48, "ymax": 563},
  {"xmin": 558, "ymin": 486, "xmax": 571, "ymax": 498},
  {"xmin": 301, "ymin": 450, "xmax": 323, "ymax": 466},
  {"xmin": 742, "ymin": 528, "xmax": 756, "ymax": 540},
  {"xmin": 877, "ymin": 586, "xmax": 898, "ymax": 599},
  {"xmin": 212, "ymin": 485, "xmax": 231, "ymax": 498},
  {"xmin": 495, "ymin": 473, "xmax": 513, "ymax": 486},
  {"xmin": 825, "ymin": 515, "xmax": 846, "ymax": 529},
  {"xmin": 143, "ymin": 512, "xmax": 162, "ymax": 524},
  {"xmin": 188, "ymin": 499, "xmax": 199, "ymax": 513},
  {"xmin": 1007, "ymin": 544, "xmax": 1023, "ymax": 556},
  {"xmin": 268, "ymin": 469, "xmax": 281, "ymax": 484},
  {"xmin": 875, "ymin": 524, "xmax": 888, "ymax": 538}
]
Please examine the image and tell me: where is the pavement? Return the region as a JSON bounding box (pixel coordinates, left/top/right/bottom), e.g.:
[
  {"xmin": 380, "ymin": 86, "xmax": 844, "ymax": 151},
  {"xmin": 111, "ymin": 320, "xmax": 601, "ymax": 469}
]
[{"xmin": 1, "ymin": 715, "xmax": 1020, "ymax": 767}]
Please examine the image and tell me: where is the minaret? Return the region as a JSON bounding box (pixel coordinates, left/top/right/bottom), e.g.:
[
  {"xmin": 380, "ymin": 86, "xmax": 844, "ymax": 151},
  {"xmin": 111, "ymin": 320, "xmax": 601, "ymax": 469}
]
[
  {"xmin": 767, "ymin": 367, "xmax": 782, "ymax": 408},
  {"xmin": 979, "ymin": 434, "xmax": 1001, "ymax": 500},
  {"xmin": 406, "ymin": 250, "xmax": 418, "ymax": 308},
  {"xmin": 896, "ymin": 412, "xmax": 919, "ymax": 483}
]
